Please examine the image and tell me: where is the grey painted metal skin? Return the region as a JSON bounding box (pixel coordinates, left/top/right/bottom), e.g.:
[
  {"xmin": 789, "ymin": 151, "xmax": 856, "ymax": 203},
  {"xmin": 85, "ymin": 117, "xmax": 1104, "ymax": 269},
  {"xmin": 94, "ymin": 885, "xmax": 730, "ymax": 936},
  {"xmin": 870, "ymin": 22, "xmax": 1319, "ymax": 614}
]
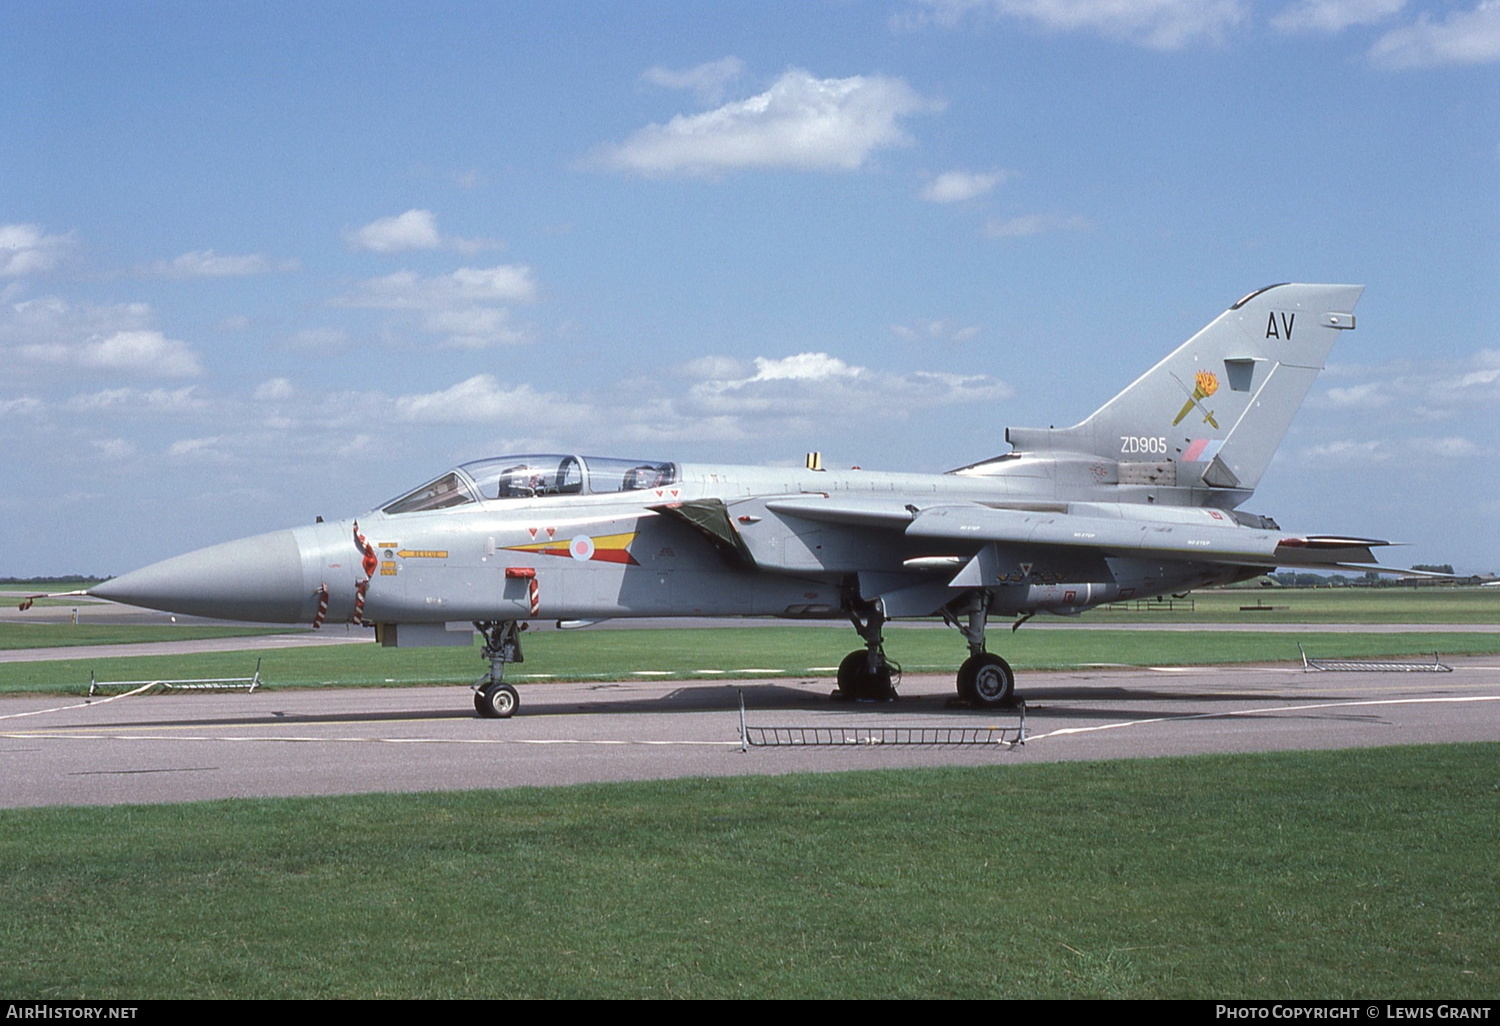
[{"xmin": 88, "ymin": 284, "xmax": 1391, "ymax": 716}]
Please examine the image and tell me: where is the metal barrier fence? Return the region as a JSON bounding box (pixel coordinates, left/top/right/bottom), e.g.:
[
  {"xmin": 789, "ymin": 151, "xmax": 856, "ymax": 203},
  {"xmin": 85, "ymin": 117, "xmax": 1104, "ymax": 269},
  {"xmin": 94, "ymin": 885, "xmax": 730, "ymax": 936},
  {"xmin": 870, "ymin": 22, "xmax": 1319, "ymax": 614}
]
[
  {"xmin": 738, "ymin": 691, "xmax": 1025, "ymax": 750},
  {"xmin": 88, "ymin": 659, "xmax": 263, "ymax": 695},
  {"xmin": 1298, "ymin": 645, "xmax": 1451, "ymax": 673}
]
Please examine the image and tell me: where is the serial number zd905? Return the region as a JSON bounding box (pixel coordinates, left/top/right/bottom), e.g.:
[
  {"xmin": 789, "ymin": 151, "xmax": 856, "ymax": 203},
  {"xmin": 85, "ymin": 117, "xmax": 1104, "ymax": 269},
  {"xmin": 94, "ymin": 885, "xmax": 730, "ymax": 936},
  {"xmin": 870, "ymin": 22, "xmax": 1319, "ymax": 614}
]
[{"xmin": 1120, "ymin": 436, "xmax": 1170, "ymax": 455}]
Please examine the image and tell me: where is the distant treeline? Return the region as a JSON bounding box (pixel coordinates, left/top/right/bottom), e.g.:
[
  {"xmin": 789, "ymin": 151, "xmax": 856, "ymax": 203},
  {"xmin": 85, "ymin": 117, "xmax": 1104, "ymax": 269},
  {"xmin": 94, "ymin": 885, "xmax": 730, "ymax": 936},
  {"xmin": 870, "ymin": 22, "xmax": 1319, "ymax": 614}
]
[
  {"xmin": 1265, "ymin": 568, "xmax": 1488, "ymax": 588},
  {"xmin": 0, "ymin": 575, "xmax": 109, "ymax": 585}
]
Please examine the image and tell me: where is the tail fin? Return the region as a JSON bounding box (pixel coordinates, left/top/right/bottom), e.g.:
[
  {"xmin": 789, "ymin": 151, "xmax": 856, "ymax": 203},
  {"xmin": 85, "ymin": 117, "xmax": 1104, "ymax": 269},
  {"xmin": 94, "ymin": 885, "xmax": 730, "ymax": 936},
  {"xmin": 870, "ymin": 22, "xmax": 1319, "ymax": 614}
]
[{"xmin": 1003, "ymin": 283, "xmax": 1363, "ymax": 502}]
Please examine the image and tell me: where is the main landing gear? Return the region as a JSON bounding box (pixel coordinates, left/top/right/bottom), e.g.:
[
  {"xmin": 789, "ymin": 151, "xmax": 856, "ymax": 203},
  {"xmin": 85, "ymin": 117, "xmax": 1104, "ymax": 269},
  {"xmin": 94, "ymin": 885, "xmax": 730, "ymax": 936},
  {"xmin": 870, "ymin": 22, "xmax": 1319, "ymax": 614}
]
[
  {"xmin": 950, "ymin": 596, "xmax": 1016, "ymax": 709},
  {"xmin": 835, "ymin": 594, "xmax": 1019, "ymax": 708},
  {"xmin": 835, "ymin": 605, "xmax": 899, "ymax": 701},
  {"xmin": 474, "ymin": 620, "xmax": 523, "ymax": 718}
]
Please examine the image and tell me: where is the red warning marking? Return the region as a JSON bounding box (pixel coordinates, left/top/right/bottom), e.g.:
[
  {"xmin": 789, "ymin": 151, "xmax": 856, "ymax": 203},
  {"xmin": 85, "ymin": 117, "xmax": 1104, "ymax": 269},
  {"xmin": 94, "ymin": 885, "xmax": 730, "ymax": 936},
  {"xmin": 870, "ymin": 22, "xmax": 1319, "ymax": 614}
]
[
  {"xmin": 528, "ymin": 578, "xmax": 540, "ymax": 616},
  {"xmin": 527, "ymin": 527, "xmax": 538, "ymax": 539},
  {"xmin": 311, "ymin": 583, "xmax": 330, "ymax": 629},
  {"xmin": 353, "ymin": 521, "xmax": 378, "ymax": 578},
  {"xmin": 545, "ymin": 527, "xmax": 556, "ymax": 539}
]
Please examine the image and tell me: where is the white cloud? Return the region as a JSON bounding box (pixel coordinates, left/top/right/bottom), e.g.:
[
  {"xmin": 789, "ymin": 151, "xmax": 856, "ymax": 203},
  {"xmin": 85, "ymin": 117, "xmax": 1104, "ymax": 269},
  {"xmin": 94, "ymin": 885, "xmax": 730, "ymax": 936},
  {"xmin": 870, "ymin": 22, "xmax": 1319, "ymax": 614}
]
[
  {"xmin": 283, "ymin": 327, "xmax": 352, "ymax": 350},
  {"xmin": 1301, "ymin": 435, "xmax": 1483, "ymax": 464},
  {"xmin": 642, "ymin": 57, "xmax": 747, "ymax": 105},
  {"xmin": 147, "ymin": 250, "xmax": 299, "ymax": 278},
  {"xmin": 347, "ymin": 209, "xmax": 441, "ymax": 252},
  {"xmin": 338, "ymin": 266, "xmax": 538, "ymax": 309},
  {"xmin": 890, "ymin": 319, "xmax": 983, "ymax": 342},
  {"xmin": 85, "ymin": 331, "xmax": 202, "ymax": 377},
  {"xmin": 0, "ymin": 396, "xmax": 43, "ymax": 416},
  {"xmin": 167, "ymin": 436, "xmax": 230, "ymax": 461},
  {"xmin": 1301, "ymin": 438, "xmax": 1390, "ymax": 462},
  {"xmin": 983, "ymin": 212, "xmax": 1092, "ymax": 237},
  {"xmin": 345, "ymin": 209, "xmax": 496, "ymax": 254},
  {"xmin": 254, "ymin": 378, "xmax": 295, "ymax": 401},
  {"xmin": 921, "ymin": 169, "xmax": 1008, "ymax": 203},
  {"xmin": 742, "ymin": 352, "xmax": 862, "ymax": 384},
  {"xmin": 1, "ymin": 296, "xmax": 154, "ymax": 348},
  {"xmin": 388, "ymin": 355, "xmax": 1012, "ymax": 452},
  {"xmin": 0, "ymin": 224, "xmax": 73, "ymax": 277},
  {"xmin": 420, "ymin": 307, "xmax": 531, "ymax": 348},
  {"xmin": 66, "ymin": 386, "xmax": 207, "ymax": 412},
  {"xmin": 595, "ymin": 69, "xmax": 942, "ymax": 176},
  {"xmin": 335, "ymin": 265, "xmax": 539, "ymax": 348},
  {"xmin": 909, "ymin": 0, "xmax": 1246, "ymax": 50},
  {"xmin": 91, "ymin": 438, "xmax": 137, "ymax": 460},
  {"xmin": 1321, "ymin": 382, "xmax": 1390, "ymax": 407},
  {"xmin": 1369, "ymin": 1, "xmax": 1500, "ymax": 67},
  {"xmin": 680, "ymin": 355, "xmax": 747, "ymax": 380},
  {"xmin": 1271, "ymin": 0, "xmax": 1405, "ymax": 34},
  {"xmin": 21, "ymin": 330, "xmax": 202, "ymax": 378},
  {"xmin": 686, "ymin": 351, "xmax": 1011, "ymax": 417},
  {"xmin": 394, "ymin": 375, "xmax": 587, "ymax": 425}
]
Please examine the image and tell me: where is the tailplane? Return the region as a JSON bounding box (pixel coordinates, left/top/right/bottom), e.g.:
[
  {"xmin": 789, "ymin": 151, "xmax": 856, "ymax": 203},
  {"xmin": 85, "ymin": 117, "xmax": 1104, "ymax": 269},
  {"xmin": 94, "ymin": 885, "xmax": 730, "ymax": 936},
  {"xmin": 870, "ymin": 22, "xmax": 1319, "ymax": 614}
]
[{"xmin": 1000, "ymin": 283, "xmax": 1362, "ymax": 504}]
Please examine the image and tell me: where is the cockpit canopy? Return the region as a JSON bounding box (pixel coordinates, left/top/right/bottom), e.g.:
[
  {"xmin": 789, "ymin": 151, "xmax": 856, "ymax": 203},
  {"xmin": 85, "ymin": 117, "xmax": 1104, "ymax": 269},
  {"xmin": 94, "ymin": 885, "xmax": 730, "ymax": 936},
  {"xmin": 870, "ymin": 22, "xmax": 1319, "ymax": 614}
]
[{"xmin": 380, "ymin": 454, "xmax": 679, "ymax": 515}]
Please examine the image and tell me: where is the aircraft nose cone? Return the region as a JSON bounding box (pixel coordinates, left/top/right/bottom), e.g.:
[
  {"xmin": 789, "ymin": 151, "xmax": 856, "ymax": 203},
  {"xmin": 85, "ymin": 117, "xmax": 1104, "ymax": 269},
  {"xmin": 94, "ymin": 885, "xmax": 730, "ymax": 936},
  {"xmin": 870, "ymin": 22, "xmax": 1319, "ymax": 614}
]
[{"xmin": 91, "ymin": 529, "xmax": 310, "ymax": 623}]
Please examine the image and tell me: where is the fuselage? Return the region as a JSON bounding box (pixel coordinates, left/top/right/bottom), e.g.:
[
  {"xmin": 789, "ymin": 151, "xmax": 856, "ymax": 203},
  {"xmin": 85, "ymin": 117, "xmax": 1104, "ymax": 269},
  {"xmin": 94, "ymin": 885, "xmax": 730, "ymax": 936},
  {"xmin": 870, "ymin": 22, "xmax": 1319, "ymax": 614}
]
[{"xmin": 90, "ymin": 452, "xmax": 1255, "ymax": 628}]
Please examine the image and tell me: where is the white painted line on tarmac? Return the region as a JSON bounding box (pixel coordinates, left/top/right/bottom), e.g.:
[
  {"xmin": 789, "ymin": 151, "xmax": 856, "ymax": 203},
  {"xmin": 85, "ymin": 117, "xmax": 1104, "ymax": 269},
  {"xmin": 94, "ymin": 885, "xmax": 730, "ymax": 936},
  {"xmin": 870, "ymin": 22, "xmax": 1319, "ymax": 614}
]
[
  {"xmin": 1026, "ymin": 694, "xmax": 1500, "ymax": 743},
  {"xmin": 3, "ymin": 731, "xmax": 741, "ymax": 747}
]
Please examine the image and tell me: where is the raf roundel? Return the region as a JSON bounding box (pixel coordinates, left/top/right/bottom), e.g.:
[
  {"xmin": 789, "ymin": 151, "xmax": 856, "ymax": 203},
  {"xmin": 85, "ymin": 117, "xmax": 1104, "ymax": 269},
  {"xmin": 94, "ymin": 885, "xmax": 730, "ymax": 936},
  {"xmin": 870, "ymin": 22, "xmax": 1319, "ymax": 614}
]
[{"xmin": 569, "ymin": 535, "xmax": 595, "ymax": 561}]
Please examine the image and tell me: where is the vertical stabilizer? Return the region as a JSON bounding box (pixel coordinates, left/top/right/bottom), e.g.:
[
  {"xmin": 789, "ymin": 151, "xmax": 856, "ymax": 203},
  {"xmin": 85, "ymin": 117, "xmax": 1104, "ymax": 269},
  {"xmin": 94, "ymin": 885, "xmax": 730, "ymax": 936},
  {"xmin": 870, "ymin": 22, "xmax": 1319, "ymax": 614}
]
[{"xmin": 1003, "ymin": 283, "xmax": 1362, "ymax": 500}]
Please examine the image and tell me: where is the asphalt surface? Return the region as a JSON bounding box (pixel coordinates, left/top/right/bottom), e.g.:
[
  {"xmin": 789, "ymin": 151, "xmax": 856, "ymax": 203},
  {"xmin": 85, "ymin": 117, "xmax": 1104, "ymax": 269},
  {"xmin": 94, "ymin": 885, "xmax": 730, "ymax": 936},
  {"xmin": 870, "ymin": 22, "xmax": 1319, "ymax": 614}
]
[{"xmin": 3, "ymin": 656, "xmax": 1496, "ymax": 808}]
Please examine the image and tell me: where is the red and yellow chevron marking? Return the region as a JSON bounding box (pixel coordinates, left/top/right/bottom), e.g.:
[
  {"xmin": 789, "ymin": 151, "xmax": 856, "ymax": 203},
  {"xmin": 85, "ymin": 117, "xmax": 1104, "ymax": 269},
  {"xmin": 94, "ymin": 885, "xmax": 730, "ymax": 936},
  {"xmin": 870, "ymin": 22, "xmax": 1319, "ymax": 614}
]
[{"xmin": 503, "ymin": 531, "xmax": 639, "ymax": 565}]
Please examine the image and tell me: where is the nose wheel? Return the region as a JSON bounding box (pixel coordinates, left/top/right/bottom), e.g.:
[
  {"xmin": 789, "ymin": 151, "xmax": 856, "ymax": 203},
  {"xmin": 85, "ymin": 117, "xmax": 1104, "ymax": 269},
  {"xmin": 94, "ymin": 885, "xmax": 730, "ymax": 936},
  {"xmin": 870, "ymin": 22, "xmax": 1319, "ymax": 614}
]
[{"xmin": 475, "ymin": 681, "xmax": 519, "ymax": 719}]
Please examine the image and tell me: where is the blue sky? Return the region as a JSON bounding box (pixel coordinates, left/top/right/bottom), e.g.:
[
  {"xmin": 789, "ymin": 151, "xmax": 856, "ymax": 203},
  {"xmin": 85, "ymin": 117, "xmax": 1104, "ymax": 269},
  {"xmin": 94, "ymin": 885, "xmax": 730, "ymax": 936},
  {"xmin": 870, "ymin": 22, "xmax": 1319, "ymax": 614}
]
[{"xmin": 3, "ymin": 0, "xmax": 1497, "ymax": 576}]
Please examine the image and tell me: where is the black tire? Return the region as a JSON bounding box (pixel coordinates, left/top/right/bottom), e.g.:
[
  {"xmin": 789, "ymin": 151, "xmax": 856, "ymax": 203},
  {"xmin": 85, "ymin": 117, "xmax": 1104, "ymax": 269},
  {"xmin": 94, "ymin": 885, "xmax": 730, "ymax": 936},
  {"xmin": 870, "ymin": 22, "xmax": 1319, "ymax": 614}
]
[
  {"xmin": 956, "ymin": 658, "xmax": 978, "ymax": 701},
  {"xmin": 959, "ymin": 653, "xmax": 1014, "ymax": 708},
  {"xmin": 475, "ymin": 682, "xmax": 519, "ymax": 718},
  {"xmin": 837, "ymin": 650, "xmax": 870, "ymax": 698},
  {"xmin": 837, "ymin": 650, "xmax": 896, "ymax": 701}
]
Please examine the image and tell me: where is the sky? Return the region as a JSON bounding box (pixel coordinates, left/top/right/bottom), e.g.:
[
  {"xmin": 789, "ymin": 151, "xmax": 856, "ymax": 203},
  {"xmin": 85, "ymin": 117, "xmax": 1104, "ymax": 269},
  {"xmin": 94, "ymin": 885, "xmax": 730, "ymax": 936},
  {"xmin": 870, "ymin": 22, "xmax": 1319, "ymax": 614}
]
[{"xmin": 3, "ymin": 0, "xmax": 1497, "ymax": 577}]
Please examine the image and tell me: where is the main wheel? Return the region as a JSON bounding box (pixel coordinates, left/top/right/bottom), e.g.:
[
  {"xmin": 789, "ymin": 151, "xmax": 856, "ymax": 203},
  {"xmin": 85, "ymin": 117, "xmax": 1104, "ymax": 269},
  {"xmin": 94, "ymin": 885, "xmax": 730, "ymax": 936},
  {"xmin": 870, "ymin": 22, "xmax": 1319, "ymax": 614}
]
[
  {"xmin": 836, "ymin": 650, "xmax": 896, "ymax": 701},
  {"xmin": 837, "ymin": 650, "xmax": 870, "ymax": 699},
  {"xmin": 475, "ymin": 682, "xmax": 519, "ymax": 718},
  {"xmin": 958, "ymin": 653, "xmax": 1015, "ymax": 708}
]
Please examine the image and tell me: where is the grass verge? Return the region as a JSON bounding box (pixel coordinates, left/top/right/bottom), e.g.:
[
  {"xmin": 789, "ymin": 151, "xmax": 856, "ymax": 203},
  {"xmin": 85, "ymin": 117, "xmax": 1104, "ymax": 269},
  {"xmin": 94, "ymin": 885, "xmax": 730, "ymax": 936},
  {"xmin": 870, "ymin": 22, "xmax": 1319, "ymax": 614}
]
[
  {"xmin": 2, "ymin": 744, "xmax": 1495, "ymax": 998},
  {"xmin": 1, "ymin": 626, "xmax": 1497, "ymax": 696},
  {"xmin": 0, "ymin": 623, "xmax": 299, "ymax": 650}
]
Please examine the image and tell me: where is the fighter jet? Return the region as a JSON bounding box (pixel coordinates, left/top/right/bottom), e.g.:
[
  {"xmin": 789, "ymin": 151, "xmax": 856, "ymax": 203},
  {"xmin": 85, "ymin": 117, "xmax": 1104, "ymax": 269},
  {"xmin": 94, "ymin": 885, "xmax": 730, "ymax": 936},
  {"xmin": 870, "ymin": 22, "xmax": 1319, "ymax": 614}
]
[{"xmin": 69, "ymin": 283, "xmax": 1400, "ymax": 717}]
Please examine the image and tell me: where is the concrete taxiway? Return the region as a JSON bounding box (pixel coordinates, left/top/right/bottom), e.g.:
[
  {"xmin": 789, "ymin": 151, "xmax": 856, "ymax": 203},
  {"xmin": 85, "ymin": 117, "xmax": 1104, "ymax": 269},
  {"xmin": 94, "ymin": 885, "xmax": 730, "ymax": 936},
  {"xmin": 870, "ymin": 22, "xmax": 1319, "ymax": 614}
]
[{"xmin": 2, "ymin": 658, "xmax": 1496, "ymax": 808}]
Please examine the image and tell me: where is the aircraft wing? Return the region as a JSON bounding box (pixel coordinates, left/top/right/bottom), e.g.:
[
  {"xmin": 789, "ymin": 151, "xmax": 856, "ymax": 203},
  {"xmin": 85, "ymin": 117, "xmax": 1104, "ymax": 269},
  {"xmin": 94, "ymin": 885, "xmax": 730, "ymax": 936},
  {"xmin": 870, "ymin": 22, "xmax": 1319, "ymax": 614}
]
[{"xmin": 766, "ymin": 496, "xmax": 1393, "ymax": 572}]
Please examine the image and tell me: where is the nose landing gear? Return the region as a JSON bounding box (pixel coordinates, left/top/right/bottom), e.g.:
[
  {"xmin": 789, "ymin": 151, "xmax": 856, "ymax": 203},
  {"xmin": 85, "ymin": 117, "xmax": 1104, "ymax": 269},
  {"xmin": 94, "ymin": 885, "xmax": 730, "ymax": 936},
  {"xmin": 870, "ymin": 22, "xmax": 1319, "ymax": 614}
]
[{"xmin": 474, "ymin": 620, "xmax": 524, "ymax": 718}]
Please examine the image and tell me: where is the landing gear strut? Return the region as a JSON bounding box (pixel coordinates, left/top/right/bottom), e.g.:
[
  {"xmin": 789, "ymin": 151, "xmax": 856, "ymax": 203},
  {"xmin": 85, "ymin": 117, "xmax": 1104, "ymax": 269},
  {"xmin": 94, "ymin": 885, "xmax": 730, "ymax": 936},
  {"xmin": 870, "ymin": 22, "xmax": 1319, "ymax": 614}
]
[
  {"xmin": 474, "ymin": 620, "xmax": 523, "ymax": 718},
  {"xmin": 949, "ymin": 595, "xmax": 1016, "ymax": 708},
  {"xmin": 836, "ymin": 604, "xmax": 898, "ymax": 701}
]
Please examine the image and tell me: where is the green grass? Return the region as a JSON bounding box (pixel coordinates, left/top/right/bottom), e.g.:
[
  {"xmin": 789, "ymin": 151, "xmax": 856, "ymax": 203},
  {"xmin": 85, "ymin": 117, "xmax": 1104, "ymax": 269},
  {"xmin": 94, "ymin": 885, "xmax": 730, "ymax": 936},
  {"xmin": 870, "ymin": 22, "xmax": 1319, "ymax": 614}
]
[
  {"xmin": 2, "ymin": 744, "xmax": 1495, "ymax": 998},
  {"xmin": 2, "ymin": 626, "xmax": 1498, "ymax": 696},
  {"xmin": 0, "ymin": 623, "xmax": 298, "ymax": 650}
]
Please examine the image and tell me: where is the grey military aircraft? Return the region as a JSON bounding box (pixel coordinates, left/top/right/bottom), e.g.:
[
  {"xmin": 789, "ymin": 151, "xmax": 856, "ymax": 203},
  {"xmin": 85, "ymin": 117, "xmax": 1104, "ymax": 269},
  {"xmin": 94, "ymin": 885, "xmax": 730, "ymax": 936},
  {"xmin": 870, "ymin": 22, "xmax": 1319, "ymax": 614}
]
[{"xmin": 64, "ymin": 283, "xmax": 1401, "ymax": 717}]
